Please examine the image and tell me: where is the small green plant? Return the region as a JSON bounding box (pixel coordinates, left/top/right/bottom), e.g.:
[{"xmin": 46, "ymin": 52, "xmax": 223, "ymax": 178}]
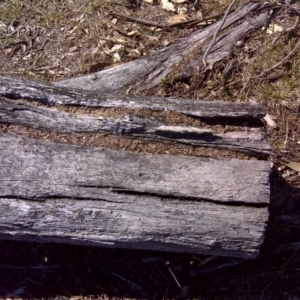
[{"xmin": 161, "ymin": 75, "xmax": 173, "ymax": 85}]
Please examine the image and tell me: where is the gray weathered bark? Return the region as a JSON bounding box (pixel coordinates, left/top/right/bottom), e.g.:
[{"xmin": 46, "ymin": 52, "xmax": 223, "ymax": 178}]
[
  {"xmin": 0, "ymin": 134, "xmax": 270, "ymax": 259},
  {"xmin": 53, "ymin": 3, "xmax": 268, "ymax": 93},
  {"xmin": 0, "ymin": 76, "xmax": 266, "ymax": 119},
  {"xmin": 0, "ymin": 96, "xmax": 270, "ymax": 155},
  {"xmin": 0, "ymin": 29, "xmax": 271, "ymax": 259}
]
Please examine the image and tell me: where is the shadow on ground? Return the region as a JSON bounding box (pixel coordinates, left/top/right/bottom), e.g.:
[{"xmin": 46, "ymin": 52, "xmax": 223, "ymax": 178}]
[{"xmin": 0, "ymin": 173, "xmax": 299, "ymax": 299}]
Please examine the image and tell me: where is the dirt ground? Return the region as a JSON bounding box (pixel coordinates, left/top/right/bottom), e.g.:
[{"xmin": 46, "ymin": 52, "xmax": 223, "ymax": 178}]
[{"xmin": 0, "ymin": 0, "xmax": 300, "ymax": 299}]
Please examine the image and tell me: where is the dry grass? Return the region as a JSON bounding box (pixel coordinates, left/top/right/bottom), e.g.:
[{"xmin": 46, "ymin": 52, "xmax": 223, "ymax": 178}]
[{"xmin": 0, "ymin": 0, "xmax": 300, "ymax": 299}]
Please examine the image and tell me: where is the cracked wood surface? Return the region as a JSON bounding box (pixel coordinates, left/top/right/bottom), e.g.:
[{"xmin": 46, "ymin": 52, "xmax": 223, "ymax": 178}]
[
  {"xmin": 0, "ymin": 134, "xmax": 270, "ymax": 203},
  {"xmin": 0, "ymin": 75, "xmax": 270, "ymax": 258},
  {"xmin": 0, "ymin": 134, "xmax": 269, "ymax": 258},
  {"xmin": 0, "ymin": 96, "xmax": 270, "ymax": 155},
  {"xmin": 0, "ymin": 76, "xmax": 266, "ymax": 119},
  {"xmin": 53, "ymin": 3, "xmax": 266, "ymax": 93}
]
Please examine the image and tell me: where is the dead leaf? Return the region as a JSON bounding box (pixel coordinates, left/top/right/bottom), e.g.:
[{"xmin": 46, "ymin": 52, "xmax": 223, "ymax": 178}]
[
  {"xmin": 76, "ymin": 13, "xmax": 85, "ymax": 22},
  {"xmin": 109, "ymin": 44, "xmax": 124, "ymax": 52},
  {"xmin": 161, "ymin": 0, "xmax": 175, "ymax": 11},
  {"xmin": 69, "ymin": 26, "xmax": 78, "ymax": 34},
  {"xmin": 91, "ymin": 47, "xmax": 99, "ymax": 56},
  {"xmin": 264, "ymin": 24, "xmax": 283, "ymax": 35},
  {"xmin": 113, "ymin": 52, "xmax": 121, "ymax": 62},
  {"xmin": 69, "ymin": 46, "xmax": 77, "ymax": 52},
  {"xmin": 111, "ymin": 18, "xmax": 118, "ymax": 24},
  {"xmin": 127, "ymin": 30, "xmax": 138, "ymax": 36},
  {"xmin": 129, "ymin": 49, "xmax": 140, "ymax": 56},
  {"xmin": 287, "ymin": 162, "xmax": 300, "ymax": 172},
  {"xmin": 115, "ymin": 38, "xmax": 127, "ymax": 44},
  {"xmin": 263, "ymin": 113, "xmax": 277, "ymax": 128},
  {"xmin": 197, "ymin": 20, "xmax": 214, "ymax": 26},
  {"xmin": 167, "ymin": 14, "xmax": 188, "ymax": 24},
  {"xmin": 144, "ymin": 0, "xmax": 153, "ymax": 3},
  {"xmin": 172, "ymin": 0, "xmax": 186, "ymax": 2},
  {"xmin": 0, "ymin": 21, "xmax": 7, "ymax": 32},
  {"xmin": 177, "ymin": 7, "xmax": 187, "ymax": 14},
  {"xmin": 82, "ymin": 28, "xmax": 89, "ymax": 35},
  {"xmin": 196, "ymin": 11, "xmax": 203, "ymax": 20}
]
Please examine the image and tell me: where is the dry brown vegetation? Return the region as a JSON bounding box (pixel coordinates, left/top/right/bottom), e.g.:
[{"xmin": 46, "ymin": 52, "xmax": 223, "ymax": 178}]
[{"xmin": 0, "ymin": 0, "xmax": 300, "ymax": 299}]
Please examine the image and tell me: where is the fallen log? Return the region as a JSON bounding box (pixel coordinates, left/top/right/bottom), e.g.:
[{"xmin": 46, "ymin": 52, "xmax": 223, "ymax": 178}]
[
  {"xmin": 0, "ymin": 76, "xmax": 270, "ymax": 155},
  {"xmin": 0, "ymin": 76, "xmax": 266, "ymax": 118},
  {"xmin": 0, "ymin": 134, "xmax": 269, "ymax": 259},
  {"xmin": 0, "ymin": 76, "xmax": 270, "ymax": 258},
  {"xmin": 53, "ymin": 2, "xmax": 270, "ymax": 93}
]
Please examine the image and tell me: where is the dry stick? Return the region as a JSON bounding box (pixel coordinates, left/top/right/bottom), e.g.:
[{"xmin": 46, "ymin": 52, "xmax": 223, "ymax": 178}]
[
  {"xmin": 111, "ymin": 271, "xmax": 143, "ymax": 291},
  {"xmin": 111, "ymin": 12, "xmax": 222, "ymax": 30},
  {"xmin": 97, "ymin": 36, "xmax": 134, "ymax": 45},
  {"xmin": 239, "ymin": 38, "xmax": 300, "ymax": 93},
  {"xmin": 167, "ymin": 13, "xmax": 223, "ymax": 28},
  {"xmin": 110, "ymin": 12, "xmax": 166, "ymax": 28},
  {"xmin": 262, "ymin": 38, "xmax": 300, "ymax": 74},
  {"xmin": 104, "ymin": 0, "xmax": 132, "ymax": 8},
  {"xmin": 168, "ymin": 267, "xmax": 181, "ymax": 288},
  {"xmin": 107, "ymin": 20, "xmax": 134, "ymax": 38},
  {"xmin": 284, "ymin": 122, "xmax": 289, "ymax": 145},
  {"xmin": 202, "ymin": 0, "xmax": 237, "ymax": 67},
  {"xmin": 106, "ymin": 19, "xmax": 137, "ymax": 44}
]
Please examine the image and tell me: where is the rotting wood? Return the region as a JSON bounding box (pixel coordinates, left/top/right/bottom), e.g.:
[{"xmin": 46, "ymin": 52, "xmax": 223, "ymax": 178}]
[
  {"xmin": 0, "ymin": 76, "xmax": 267, "ymax": 119},
  {"xmin": 53, "ymin": 3, "xmax": 269, "ymax": 93},
  {"xmin": 0, "ymin": 97, "xmax": 270, "ymax": 155},
  {"xmin": 0, "ymin": 134, "xmax": 270, "ymax": 204},
  {"xmin": 0, "ymin": 1, "xmax": 273, "ymax": 260},
  {"xmin": 0, "ymin": 124, "xmax": 264, "ymax": 160},
  {"xmin": 0, "ymin": 134, "xmax": 270, "ymax": 259},
  {"xmin": 0, "ymin": 74, "xmax": 271, "ymax": 258}
]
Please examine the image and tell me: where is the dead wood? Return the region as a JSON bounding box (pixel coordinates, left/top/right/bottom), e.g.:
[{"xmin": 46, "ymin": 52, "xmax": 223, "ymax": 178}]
[
  {"xmin": 183, "ymin": 11, "xmax": 269, "ymax": 78},
  {"xmin": 0, "ymin": 76, "xmax": 266, "ymax": 118},
  {"xmin": 0, "ymin": 89, "xmax": 270, "ymax": 155},
  {"xmin": 54, "ymin": 3, "xmax": 269, "ymax": 93},
  {"xmin": 0, "ymin": 133, "xmax": 270, "ymax": 258},
  {"xmin": 0, "ymin": 75, "xmax": 271, "ymax": 258},
  {"xmin": 0, "ymin": 2, "xmax": 273, "ymax": 258}
]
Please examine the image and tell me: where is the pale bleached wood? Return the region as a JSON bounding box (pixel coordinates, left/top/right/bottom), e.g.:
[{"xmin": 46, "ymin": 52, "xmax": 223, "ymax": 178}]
[
  {"xmin": 53, "ymin": 3, "xmax": 266, "ymax": 93},
  {"xmin": 0, "ymin": 76, "xmax": 266, "ymax": 119},
  {"xmin": 0, "ymin": 97, "xmax": 270, "ymax": 155},
  {"xmin": 0, "ymin": 134, "xmax": 270, "ymax": 203},
  {"xmin": 0, "ymin": 134, "xmax": 270, "ymax": 258},
  {"xmin": 0, "ymin": 197, "xmax": 268, "ymax": 259}
]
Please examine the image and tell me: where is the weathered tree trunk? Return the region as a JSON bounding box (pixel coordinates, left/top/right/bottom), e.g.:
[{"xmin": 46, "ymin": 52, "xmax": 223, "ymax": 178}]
[
  {"xmin": 0, "ymin": 76, "xmax": 270, "ymax": 155},
  {"xmin": 0, "ymin": 76, "xmax": 270, "ymax": 259},
  {"xmin": 0, "ymin": 133, "xmax": 269, "ymax": 259},
  {"xmin": 53, "ymin": 3, "xmax": 269, "ymax": 93}
]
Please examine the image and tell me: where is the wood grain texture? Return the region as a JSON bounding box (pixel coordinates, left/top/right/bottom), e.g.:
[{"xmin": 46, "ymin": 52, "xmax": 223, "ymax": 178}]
[
  {"xmin": 0, "ymin": 73, "xmax": 270, "ymax": 258},
  {"xmin": 52, "ymin": 3, "xmax": 265, "ymax": 93},
  {"xmin": 0, "ymin": 197, "xmax": 268, "ymax": 259},
  {"xmin": 0, "ymin": 76, "xmax": 266, "ymax": 119},
  {"xmin": 0, "ymin": 134, "xmax": 270, "ymax": 258},
  {"xmin": 0, "ymin": 97, "xmax": 270, "ymax": 155},
  {"xmin": 183, "ymin": 13, "xmax": 268, "ymax": 78},
  {"xmin": 0, "ymin": 134, "xmax": 270, "ymax": 203}
]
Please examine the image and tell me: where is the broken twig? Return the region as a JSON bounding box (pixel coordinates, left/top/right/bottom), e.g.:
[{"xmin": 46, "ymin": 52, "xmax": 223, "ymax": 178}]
[
  {"xmin": 110, "ymin": 12, "xmax": 165, "ymax": 28},
  {"xmin": 202, "ymin": 0, "xmax": 236, "ymax": 67}
]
